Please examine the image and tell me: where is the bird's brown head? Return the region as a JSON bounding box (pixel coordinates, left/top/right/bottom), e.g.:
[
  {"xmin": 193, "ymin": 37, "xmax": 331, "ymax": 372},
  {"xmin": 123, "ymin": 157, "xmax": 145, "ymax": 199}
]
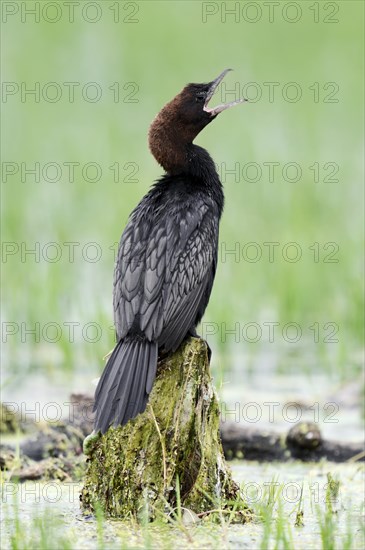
[{"xmin": 149, "ymin": 69, "xmax": 246, "ymax": 173}]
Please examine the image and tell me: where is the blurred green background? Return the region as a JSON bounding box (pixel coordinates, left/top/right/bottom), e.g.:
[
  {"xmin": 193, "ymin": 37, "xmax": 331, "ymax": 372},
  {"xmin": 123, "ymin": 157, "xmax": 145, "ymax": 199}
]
[{"xmin": 2, "ymin": 1, "xmax": 364, "ymax": 389}]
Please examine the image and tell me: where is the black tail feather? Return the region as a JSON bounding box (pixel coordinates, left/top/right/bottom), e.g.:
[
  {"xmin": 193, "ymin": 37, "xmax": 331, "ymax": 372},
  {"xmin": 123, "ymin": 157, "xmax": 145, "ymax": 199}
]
[{"xmin": 93, "ymin": 337, "xmax": 158, "ymax": 434}]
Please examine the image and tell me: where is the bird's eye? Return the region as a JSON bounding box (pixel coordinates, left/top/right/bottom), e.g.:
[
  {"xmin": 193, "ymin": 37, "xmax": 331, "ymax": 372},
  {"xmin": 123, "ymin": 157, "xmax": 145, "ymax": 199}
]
[{"xmin": 196, "ymin": 93, "xmax": 205, "ymax": 103}]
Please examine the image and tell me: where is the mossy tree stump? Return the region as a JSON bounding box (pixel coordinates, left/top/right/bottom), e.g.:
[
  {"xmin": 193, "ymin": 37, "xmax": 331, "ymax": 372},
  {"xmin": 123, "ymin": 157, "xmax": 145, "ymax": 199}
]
[{"xmin": 81, "ymin": 337, "xmax": 248, "ymax": 521}]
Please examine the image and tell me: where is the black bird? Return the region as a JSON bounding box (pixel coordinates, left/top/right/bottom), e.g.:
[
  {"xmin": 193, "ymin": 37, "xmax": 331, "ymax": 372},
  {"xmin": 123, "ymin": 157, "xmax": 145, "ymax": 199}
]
[{"xmin": 94, "ymin": 69, "xmax": 245, "ymax": 433}]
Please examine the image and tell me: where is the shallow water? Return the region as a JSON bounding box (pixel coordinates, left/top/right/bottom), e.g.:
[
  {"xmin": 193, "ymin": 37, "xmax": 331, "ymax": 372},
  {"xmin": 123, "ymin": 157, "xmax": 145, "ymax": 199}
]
[{"xmin": 1, "ymin": 461, "xmax": 364, "ymax": 549}]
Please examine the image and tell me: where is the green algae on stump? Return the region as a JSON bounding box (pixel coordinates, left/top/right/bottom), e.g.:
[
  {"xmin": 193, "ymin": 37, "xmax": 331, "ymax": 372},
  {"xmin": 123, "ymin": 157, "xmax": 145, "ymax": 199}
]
[{"xmin": 81, "ymin": 337, "xmax": 249, "ymax": 521}]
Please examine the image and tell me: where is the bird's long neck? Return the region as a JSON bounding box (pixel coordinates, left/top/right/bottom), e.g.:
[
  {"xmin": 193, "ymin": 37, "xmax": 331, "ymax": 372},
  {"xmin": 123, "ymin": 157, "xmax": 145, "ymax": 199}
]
[
  {"xmin": 149, "ymin": 120, "xmax": 224, "ymax": 210},
  {"xmin": 148, "ymin": 123, "xmax": 187, "ymax": 174}
]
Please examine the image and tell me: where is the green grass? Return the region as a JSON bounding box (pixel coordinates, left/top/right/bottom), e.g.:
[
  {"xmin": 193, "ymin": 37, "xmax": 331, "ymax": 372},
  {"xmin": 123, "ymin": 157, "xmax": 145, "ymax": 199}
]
[{"xmin": 1, "ymin": 1, "xmax": 364, "ymax": 381}]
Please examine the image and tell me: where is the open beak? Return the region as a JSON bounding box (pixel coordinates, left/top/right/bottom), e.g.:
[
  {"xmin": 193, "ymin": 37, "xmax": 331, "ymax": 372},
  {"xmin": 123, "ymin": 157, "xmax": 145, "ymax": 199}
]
[{"xmin": 203, "ymin": 68, "xmax": 247, "ymax": 116}]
